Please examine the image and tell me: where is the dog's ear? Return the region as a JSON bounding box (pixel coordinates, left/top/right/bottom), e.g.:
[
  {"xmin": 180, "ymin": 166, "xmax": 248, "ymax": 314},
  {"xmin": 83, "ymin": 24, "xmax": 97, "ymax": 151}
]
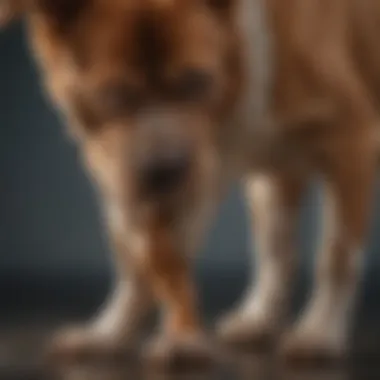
[
  {"xmin": 0, "ymin": 0, "xmax": 28, "ymax": 28},
  {"xmin": 0, "ymin": 0, "xmax": 88, "ymax": 31}
]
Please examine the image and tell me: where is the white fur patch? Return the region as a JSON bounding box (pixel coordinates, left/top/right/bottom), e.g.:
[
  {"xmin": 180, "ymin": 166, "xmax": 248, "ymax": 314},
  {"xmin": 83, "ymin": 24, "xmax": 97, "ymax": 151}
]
[{"xmin": 238, "ymin": 175, "xmax": 295, "ymax": 323}]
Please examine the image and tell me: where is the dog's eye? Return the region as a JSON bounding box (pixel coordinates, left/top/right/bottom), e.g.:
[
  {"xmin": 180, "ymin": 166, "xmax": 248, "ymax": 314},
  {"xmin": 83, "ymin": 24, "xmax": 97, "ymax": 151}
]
[{"xmin": 171, "ymin": 69, "xmax": 214, "ymax": 102}]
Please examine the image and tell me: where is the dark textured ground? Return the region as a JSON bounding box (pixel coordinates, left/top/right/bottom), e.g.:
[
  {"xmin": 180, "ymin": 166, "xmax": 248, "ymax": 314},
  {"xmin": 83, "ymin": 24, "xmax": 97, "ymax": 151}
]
[
  {"xmin": 1, "ymin": 268, "xmax": 380, "ymax": 380},
  {"xmin": 1, "ymin": 315, "xmax": 380, "ymax": 380}
]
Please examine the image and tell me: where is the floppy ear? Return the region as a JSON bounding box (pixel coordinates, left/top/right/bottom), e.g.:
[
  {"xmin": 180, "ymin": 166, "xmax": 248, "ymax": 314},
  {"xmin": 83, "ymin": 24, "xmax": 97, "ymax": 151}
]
[{"xmin": 0, "ymin": 0, "xmax": 29, "ymax": 28}]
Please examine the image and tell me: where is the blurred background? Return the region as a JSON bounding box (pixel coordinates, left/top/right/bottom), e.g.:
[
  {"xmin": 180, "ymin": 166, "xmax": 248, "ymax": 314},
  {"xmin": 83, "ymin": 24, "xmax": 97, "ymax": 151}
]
[{"xmin": 1, "ymin": 21, "xmax": 380, "ymax": 348}]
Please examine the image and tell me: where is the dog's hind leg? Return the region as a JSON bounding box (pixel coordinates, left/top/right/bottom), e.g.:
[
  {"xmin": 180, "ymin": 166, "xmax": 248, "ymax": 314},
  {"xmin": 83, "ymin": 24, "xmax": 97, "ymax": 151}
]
[{"xmin": 282, "ymin": 128, "xmax": 377, "ymax": 364}]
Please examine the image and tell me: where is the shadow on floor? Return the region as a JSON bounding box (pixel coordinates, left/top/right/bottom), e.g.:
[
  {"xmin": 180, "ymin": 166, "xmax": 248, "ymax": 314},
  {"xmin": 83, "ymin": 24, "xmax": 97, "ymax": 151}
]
[{"xmin": 0, "ymin": 319, "xmax": 380, "ymax": 380}]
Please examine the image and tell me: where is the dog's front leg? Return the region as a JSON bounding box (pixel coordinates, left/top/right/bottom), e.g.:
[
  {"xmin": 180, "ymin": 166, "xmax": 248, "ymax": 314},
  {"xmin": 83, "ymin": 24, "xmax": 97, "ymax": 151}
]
[
  {"xmin": 140, "ymin": 215, "xmax": 215, "ymax": 369},
  {"xmin": 49, "ymin": 201, "xmax": 154, "ymax": 360},
  {"xmin": 49, "ymin": 198, "xmax": 214, "ymax": 367}
]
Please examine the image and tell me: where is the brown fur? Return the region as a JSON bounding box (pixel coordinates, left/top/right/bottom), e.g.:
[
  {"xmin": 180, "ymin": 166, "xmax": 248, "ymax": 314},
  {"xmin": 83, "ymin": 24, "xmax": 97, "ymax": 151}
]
[{"xmin": 1, "ymin": 0, "xmax": 379, "ymax": 368}]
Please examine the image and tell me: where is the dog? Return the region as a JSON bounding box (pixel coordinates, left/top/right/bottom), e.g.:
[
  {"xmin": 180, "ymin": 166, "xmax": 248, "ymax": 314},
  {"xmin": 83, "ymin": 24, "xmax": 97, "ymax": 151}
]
[{"xmin": 1, "ymin": 0, "xmax": 379, "ymax": 368}]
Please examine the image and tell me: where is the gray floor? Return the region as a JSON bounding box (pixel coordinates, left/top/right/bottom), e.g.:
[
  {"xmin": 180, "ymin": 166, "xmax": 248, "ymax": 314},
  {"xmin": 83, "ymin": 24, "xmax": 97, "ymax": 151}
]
[
  {"xmin": 1, "ymin": 317, "xmax": 380, "ymax": 380},
  {"xmin": 1, "ymin": 273, "xmax": 380, "ymax": 380}
]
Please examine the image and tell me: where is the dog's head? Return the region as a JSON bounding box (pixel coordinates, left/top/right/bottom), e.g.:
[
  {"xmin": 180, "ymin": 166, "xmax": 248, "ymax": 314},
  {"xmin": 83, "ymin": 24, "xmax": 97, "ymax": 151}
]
[{"xmin": 1, "ymin": 0, "xmax": 243, "ymax": 207}]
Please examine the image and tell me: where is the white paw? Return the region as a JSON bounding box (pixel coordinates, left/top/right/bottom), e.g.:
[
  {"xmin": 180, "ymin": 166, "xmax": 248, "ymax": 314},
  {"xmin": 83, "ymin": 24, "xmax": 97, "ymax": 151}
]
[
  {"xmin": 48, "ymin": 323, "xmax": 135, "ymax": 363},
  {"xmin": 217, "ymin": 307, "xmax": 279, "ymax": 349}
]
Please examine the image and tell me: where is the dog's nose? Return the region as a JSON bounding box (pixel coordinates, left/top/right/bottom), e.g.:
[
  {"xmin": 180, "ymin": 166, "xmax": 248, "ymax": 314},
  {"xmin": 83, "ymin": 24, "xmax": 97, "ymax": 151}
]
[{"xmin": 140, "ymin": 152, "xmax": 191, "ymax": 195}]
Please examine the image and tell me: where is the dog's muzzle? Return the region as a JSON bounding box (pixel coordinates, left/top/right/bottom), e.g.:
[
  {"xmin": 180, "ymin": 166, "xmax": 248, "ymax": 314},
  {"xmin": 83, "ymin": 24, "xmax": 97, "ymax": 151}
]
[{"xmin": 138, "ymin": 148, "xmax": 191, "ymax": 196}]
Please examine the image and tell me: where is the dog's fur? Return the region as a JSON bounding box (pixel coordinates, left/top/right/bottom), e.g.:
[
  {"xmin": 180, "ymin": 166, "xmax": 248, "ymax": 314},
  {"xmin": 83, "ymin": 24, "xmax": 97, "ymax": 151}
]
[{"xmin": 1, "ymin": 0, "xmax": 379, "ymax": 366}]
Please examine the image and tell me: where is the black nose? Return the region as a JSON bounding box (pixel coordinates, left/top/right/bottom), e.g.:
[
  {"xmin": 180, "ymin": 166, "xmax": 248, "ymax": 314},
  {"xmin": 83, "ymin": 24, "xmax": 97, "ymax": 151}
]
[{"xmin": 140, "ymin": 153, "xmax": 191, "ymax": 195}]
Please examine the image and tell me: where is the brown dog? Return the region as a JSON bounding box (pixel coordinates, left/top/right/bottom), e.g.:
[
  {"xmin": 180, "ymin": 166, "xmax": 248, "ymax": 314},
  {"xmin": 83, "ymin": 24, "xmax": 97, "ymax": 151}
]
[{"xmin": 1, "ymin": 0, "xmax": 379, "ymax": 368}]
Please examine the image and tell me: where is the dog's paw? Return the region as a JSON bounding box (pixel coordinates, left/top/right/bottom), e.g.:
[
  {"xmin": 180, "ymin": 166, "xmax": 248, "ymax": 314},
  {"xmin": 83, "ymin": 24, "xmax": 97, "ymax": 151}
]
[
  {"xmin": 142, "ymin": 333, "xmax": 215, "ymax": 372},
  {"xmin": 47, "ymin": 325, "xmax": 133, "ymax": 363},
  {"xmin": 216, "ymin": 310, "xmax": 276, "ymax": 350},
  {"xmin": 280, "ymin": 329, "xmax": 346, "ymax": 367}
]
